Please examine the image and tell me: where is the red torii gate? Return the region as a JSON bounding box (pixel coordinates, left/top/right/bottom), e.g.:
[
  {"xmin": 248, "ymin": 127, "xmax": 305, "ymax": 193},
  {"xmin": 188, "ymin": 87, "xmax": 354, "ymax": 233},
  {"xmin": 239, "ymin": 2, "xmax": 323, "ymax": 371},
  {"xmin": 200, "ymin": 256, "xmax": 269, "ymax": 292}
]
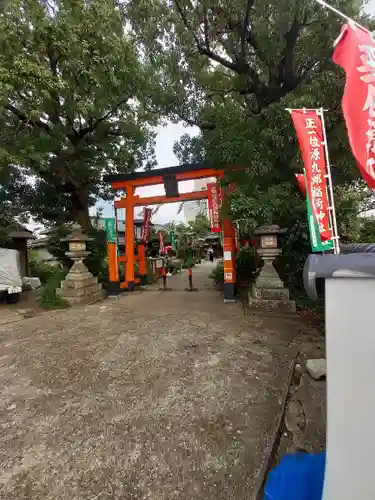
[{"xmin": 104, "ymin": 163, "xmax": 238, "ymax": 302}]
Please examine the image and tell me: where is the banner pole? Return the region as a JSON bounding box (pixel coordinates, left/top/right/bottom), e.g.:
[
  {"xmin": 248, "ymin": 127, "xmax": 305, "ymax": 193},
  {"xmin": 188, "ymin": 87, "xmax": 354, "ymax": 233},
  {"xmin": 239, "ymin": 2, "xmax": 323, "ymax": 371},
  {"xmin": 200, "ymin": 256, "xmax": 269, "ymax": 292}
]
[
  {"xmin": 313, "ymin": 0, "xmax": 369, "ymax": 33},
  {"xmin": 286, "ymin": 107, "xmax": 329, "ymax": 112},
  {"xmin": 114, "ymin": 207, "xmax": 120, "ymax": 254},
  {"xmin": 318, "ymin": 108, "xmax": 340, "ymax": 254}
]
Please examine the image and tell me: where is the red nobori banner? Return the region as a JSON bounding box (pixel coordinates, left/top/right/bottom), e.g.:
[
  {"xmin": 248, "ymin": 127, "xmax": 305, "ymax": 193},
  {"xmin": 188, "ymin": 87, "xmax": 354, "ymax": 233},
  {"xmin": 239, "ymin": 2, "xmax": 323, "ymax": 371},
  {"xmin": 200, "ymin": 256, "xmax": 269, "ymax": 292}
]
[
  {"xmin": 290, "ymin": 110, "xmax": 331, "ymax": 241},
  {"xmin": 158, "ymin": 230, "xmax": 164, "ymax": 252},
  {"xmin": 207, "ymin": 182, "xmax": 222, "ymax": 233},
  {"xmin": 333, "ymin": 24, "xmax": 375, "ymax": 190},
  {"xmin": 141, "ymin": 208, "xmax": 152, "ymax": 244}
]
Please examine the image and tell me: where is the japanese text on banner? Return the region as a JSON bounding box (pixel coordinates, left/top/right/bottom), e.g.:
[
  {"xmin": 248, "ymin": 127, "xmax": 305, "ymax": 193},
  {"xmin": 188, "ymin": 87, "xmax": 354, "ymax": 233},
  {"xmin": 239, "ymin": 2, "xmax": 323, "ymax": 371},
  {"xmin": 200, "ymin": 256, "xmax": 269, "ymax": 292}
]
[
  {"xmin": 333, "ymin": 24, "xmax": 375, "ymax": 189},
  {"xmin": 207, "ymin": 183, "xmax": 222, "ymax": 233},
  {"xmin": 357, "ymin": 42, "xmax": 375, "ymax": 179},
  {"xmin": 141, "ymin": 208, "xmax": 152, "ymax": 244},
  {"xmin": 290, "ymin": 110, "xmax": 331, "ymax": 241}
]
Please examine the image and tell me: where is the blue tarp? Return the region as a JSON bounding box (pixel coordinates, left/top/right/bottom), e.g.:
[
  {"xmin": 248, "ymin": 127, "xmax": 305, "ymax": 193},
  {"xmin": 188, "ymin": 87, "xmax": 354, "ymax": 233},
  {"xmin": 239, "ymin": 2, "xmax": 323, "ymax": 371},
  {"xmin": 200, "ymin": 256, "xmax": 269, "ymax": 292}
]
[{"xmin": 263, "ymin": 452, "xmax": 326, "ymax": 500}]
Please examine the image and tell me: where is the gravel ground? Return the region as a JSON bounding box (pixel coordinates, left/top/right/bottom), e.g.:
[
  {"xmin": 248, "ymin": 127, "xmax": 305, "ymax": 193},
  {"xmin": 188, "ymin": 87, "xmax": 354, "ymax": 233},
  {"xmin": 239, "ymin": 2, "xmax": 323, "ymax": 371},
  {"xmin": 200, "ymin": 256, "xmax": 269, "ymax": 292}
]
[{"xmin": 0, "ymin": 262, "xmax": 305, "ymax": 500}]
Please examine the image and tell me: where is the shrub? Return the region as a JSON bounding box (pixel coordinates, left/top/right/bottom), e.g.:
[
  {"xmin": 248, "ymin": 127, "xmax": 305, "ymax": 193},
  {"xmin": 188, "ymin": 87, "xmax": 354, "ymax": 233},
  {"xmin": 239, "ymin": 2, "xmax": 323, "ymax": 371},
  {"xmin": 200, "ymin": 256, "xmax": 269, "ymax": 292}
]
[
  {"xmin": 28, "ymin": 254, "xmax": 61, "ymax": 284},
  {"xmin": 38, "ymin": 269, "xmax": 70, "ymax": 310},
  {"xmin": 166, "ymin": 259, "xmax": 182, "ymax": 274},
  {"xmin": 209, "ymin": 260, "xmax": 224, "ymax": 284},
  {"xmin": 236, "ymin": 247, "xmax": 259, "ymax": 284},
  {"xmin": 209, "ymin": 248, "xmax": 258, "ymax": 286},
  {"xmin": 176, "ymin": 247, "xmax": 185, "ymax": 260},
  {"xmin": 276, "ymin": 220, "xmax": 311, "ymax": 298}
]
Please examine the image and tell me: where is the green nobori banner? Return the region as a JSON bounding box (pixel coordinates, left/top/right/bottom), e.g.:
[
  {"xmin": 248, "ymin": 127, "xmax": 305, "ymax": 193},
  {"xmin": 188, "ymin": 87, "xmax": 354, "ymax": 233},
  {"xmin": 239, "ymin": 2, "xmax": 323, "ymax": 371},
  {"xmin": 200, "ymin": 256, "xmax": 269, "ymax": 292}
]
[
  {"xmin": 304, "ymin": 172, "xmax": 334, "ymax": 252},
  {"xmin": 170, "ymin": 231, "xmax": 177, "ymax": 251},
  {"xmin": 104, "ymin": 218, "xmax": 117, "ymax": 244}
]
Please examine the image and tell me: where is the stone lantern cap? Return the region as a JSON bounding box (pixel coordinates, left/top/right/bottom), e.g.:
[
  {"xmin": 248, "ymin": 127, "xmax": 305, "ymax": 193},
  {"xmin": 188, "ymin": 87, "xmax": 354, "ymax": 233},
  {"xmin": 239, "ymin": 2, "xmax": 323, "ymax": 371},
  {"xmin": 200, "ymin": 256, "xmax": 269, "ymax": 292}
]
[
  {"xmin": 61, "ymin": 223, "xmax": 93, "ymax": 243},
  {"xmin": 254, "ymin": 224, "xmax": 287, "ymax": 236}
]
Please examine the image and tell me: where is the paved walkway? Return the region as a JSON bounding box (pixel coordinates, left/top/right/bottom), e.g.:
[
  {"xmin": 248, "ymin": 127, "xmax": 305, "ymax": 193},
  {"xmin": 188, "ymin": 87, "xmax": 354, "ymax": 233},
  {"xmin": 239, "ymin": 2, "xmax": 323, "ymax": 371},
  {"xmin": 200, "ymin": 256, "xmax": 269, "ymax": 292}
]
[
  {"xmin": 147, "ymin": 259, "xmax": 218, "ymax": 291},
  {"xmin": 0, "ymin": 261, "xmax": 309, "ymax": 500}
]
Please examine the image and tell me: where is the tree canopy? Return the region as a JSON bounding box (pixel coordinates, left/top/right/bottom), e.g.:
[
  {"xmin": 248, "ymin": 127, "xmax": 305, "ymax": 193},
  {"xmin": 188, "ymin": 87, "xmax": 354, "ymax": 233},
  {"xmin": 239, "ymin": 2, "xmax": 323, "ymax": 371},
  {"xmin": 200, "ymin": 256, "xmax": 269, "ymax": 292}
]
[
  {"xmin": 189, "ymin": 213, "xmax": 211, "ymax": 237},
  {"xmin": 127, "ymin": 0, "xmax": 371, "ymax": 229},
  {"xmin": 0, "ymin": 0, "xmax": 157, "ymax": 228},
  {"xmin": 1, "ymin": 0, "xmax": 374, "ymax": 258}
]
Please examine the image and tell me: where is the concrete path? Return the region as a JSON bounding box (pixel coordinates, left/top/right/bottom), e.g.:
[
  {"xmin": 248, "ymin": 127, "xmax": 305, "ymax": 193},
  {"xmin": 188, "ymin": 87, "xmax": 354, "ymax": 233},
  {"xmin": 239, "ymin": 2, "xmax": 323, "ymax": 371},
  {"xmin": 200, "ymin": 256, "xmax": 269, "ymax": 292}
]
[{"xmin": 0, "ymin": 261, "xmax": 306, "ymax": 500}]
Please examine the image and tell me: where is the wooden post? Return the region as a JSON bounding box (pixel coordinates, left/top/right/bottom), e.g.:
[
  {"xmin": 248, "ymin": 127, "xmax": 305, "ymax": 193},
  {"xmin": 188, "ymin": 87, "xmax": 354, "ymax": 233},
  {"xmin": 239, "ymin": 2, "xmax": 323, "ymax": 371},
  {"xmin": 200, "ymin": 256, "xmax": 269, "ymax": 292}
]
[
  {"xmin": 188, "ymin": 267, "xmax": 193, "ymax": 291},
  {"xmin": 162, "ymin": 265, "xmax": 167, "ymax": 290},
  {"xmin": 125, "ymin": 185, "xmax": 136, "ymax": 291}
]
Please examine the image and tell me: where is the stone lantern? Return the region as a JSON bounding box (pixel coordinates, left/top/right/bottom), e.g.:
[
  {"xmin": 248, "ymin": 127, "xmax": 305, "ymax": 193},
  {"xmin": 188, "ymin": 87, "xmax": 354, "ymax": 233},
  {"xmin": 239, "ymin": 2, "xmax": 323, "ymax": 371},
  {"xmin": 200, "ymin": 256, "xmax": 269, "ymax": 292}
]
[
  {"xmin": 248, "ymin": 224, "xmax": 296, "ymax": 312},
  {"xmin": 57, "ymin": 223, "xmax": 104, "ymax": 305}
]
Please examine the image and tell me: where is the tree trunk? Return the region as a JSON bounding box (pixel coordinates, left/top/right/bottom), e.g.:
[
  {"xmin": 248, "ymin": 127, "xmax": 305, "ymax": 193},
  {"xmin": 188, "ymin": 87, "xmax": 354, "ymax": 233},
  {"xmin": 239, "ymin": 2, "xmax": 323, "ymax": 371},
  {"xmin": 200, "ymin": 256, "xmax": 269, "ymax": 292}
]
[{"xmin": 71, "ymin": 187, "xmax": 91, "ymax": 230}]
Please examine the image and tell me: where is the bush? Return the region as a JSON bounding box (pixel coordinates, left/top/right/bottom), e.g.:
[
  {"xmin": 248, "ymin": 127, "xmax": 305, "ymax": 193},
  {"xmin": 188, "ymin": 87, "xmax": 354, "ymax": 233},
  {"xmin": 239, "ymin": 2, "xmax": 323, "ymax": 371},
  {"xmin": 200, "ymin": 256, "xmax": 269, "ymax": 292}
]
[
  {"xmin": 166, "ymin": 259, "xmax": 182, "ymax": 274},
  {"xmin": 209, "ymin": 260, "xmax": 224, "ymax": 284},
  {"xmin": 176, "ymin": 247, "xmax": 185, "ymax": 260},
  {"xmin": 28, "ymin": 254, "xmax": 61, "ymax": 284},
  {"xmin": 276, "ymin": 220, "xmax": 311, "ymax": 298},
  {"xmin": 209, "ymin": 248, "xmax": 259, "ymax": 286},
  {"xmin": 38, "ymin": 269, "xmax": 70, "ymax": 310},
  {"xmin": 236, "ymin": 247, "xmax": 259, "ymax": 284}
]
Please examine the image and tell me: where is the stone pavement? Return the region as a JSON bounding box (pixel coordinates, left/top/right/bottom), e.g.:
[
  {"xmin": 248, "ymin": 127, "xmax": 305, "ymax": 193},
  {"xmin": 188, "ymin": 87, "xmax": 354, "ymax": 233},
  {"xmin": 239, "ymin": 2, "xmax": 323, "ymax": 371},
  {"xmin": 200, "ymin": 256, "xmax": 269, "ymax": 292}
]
[{"xmin": 0, "ymin": 261, "xmax": 316, "ymax": 500}]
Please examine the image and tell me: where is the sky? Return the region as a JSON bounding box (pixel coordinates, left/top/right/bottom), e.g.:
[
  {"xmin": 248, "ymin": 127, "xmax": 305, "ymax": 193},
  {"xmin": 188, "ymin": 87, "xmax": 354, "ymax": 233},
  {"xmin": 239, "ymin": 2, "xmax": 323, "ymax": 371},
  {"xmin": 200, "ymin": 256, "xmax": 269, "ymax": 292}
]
[{"xmin": 96, "ymin": 121, "xmax": 199, "ymax": 224}]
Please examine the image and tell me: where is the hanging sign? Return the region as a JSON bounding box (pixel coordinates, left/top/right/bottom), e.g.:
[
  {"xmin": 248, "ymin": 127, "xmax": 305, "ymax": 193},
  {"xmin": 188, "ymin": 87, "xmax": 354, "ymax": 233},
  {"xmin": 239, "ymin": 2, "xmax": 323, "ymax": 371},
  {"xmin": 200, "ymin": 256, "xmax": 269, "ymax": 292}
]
[
  {"xmin": 333, "ymin": 23, "xmax": 375, "ymax": 190},
  {"xmin": 207, "ymin": 182, "xmax": 222, "ymax": 233},
  {"xmin": 105, "ymin": 218, "xmax": 117, "ymax": 243},
  {"xmin": 290, "ymin": 110, "xmax": 331, "ymax": 241},
  {"xmin": 141, "ymin": 208, "xmax": 152, "ymax": 244}
]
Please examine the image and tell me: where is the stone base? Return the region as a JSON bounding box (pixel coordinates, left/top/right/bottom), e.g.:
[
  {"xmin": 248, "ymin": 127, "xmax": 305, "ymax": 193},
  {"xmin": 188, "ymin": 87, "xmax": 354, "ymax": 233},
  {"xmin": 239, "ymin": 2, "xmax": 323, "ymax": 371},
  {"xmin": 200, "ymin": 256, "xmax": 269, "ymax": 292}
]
[
  {"xmin": 248, "ymin": 296, "xmax": 296, "ymax": 313},
  {"xmin": 252, "ymin": 285, "xmax": 291, "ymax": 301},
  {"xmin": 223, "ymin": 282, "xmax": 236, "ymax": 303},
  {"xmin": 248, "ymin": 259, "xmax": 296, "ymax": 313},
  {"xmin": 57, "ymin": 261, "xmax": 105, "ymax": 306}
]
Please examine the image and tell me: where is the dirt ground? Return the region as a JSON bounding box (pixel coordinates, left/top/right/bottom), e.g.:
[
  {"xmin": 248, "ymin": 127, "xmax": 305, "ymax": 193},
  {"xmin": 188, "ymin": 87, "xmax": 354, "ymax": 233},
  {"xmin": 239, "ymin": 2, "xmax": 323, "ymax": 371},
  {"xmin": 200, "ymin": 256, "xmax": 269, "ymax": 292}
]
[
  {"xmin": 0, "ymin": 288, "xmax": 44, "ymax": 325},
  {"xmin": 0, "ymin": 261, "xmax": 324, "ymax": 500}
]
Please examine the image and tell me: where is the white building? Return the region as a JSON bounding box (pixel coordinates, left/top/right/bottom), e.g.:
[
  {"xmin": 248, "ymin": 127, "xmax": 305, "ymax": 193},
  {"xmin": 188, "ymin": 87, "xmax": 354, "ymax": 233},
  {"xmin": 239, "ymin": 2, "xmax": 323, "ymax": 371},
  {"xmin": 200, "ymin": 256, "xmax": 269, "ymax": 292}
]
[{"xmin": 183, "ymin": 177, "xmax": 215, "ymax": 223}]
